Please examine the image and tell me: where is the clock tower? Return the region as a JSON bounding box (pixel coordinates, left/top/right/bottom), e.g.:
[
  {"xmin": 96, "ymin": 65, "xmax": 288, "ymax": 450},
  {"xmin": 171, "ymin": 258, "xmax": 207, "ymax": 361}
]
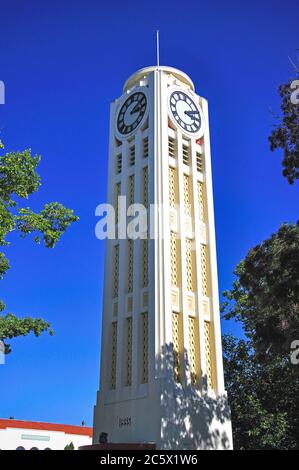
[{"xmin": 93, "ymin": 66, "xmax": 233, "ymax": 450}]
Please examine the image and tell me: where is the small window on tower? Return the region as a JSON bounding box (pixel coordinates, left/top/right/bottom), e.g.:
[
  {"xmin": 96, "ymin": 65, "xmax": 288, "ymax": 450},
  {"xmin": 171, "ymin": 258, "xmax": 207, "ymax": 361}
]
[
  {"xmin": 168, "ymin": 136, "xmax": 176, "ymax": 158},
  {"xmin": 116, "ymin": 154, "xmax": 122, "ymax": 174},
  {"xmin": 115, "ymin": 137, "xmax": 122, "ymax": 147},
  {"xmin": 129, "ymin": 146, "xmax": 135, "ymax": 166},
  {"xmin": 143, "ymin": 137, "xmax": 149, "ymax": 158},
  {"xmin": 182, "ymin": 140, "xmax": 190, "ymax": 166},
  {"xmin": 196, "ymin": 152, "xmax": 204, "ymax": 173}
]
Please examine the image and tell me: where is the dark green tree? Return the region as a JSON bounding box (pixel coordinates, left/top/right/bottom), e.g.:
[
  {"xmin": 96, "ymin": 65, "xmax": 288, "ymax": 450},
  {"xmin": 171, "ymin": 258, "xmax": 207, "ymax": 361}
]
[
  {"xmin": 64, "ymin": 441, "xmax": 75, "ymax": 450},
  {"xmin": 222, "ymin": 222, "xmax": 299, "ymax": 449},
  {"xmin": 269, "ymin": 61, "xmax": 299, "ymax": 184},
  {"xmin": 0, "ymin": 140, "xmax": 78, "ymax": 353},
  {"xmin": 223, "ymin": 335, "xmax": 298, "ymax": 449},
  {"xmin": 223, "ymin": 222, "xmax": 299, "ymax": 359}
]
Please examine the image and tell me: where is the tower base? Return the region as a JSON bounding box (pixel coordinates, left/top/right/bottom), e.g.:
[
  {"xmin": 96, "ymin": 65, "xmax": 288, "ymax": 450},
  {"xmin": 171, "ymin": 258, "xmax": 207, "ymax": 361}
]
[{"xmin": 79, "ymin": 443, "xmax": 156, "ymax": 451}]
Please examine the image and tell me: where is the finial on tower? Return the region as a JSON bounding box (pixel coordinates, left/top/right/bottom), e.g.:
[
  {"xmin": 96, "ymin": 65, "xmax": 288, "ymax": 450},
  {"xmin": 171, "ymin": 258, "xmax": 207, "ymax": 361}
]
[{"xmin": 156, "ymin": 30, "xmax": 160, "ymax": 68}]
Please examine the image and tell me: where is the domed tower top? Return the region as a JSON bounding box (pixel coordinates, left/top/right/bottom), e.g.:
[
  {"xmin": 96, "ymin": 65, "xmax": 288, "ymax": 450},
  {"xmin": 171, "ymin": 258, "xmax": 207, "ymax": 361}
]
[{"xmin": 123, "ymin": 66, "xmax": 195, "ymax": 93}]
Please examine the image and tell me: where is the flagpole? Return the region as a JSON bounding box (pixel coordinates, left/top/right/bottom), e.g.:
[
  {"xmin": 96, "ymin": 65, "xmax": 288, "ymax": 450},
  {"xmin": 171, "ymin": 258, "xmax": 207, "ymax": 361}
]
[{"xmin": 156, "ymin": 30, "xmax": 160, "ymax": 68}]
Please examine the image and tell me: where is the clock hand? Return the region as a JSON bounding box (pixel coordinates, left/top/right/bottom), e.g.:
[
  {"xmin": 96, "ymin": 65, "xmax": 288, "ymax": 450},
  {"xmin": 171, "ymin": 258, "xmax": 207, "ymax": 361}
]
[
  {"xmin": 130, "ymin": 103, "xmax": 142, "ymax": 115},
  {"xmin": 184, "ymin": 110, "xmax": 199, "ymax": 118}
]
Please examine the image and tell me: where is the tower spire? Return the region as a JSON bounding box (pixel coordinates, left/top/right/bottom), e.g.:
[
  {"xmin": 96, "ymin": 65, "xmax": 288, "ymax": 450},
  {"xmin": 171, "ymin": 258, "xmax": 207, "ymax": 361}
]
[{"xmin": 156, "ymin": 30, "xmax": 160, "ymax": 68}]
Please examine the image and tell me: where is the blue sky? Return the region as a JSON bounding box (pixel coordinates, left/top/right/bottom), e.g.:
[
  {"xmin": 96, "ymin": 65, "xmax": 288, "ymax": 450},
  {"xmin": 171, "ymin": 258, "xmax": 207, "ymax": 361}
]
[{"xmin": 0, "ymin": 0, "xmax": 298, "ymax": 426}]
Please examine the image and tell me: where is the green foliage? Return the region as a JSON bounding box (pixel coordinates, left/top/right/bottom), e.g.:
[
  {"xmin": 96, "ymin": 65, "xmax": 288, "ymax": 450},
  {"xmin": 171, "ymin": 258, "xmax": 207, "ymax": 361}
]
[
  {"xmin": 0, "ymin": 142, "xmax": 78, "ymax": 353},
  {"xmin": 16, "ymin": 203, "xmax": 78, "ymax": 248},
  {"xmin": 64, "ymin": 441, "xmax": 75, "ymax": 450},
  {"xmin": 0, "ymin": 148, "xmax": 41, "ymax": 202},
  {"xmin": 222, "ymin": 222, "xmax": 299, "ymax": 449},
  {"xmin": 223, "ymin": 335, "xmax": 298, "ymax": 449},
  {"xmin": 0, "ymin": 314, "xmax": 53, "ymax": 354},
  {"xmin": 223, "ymin": 222, "xmax": 299, "ymax": 358},
  {"xmin": 269, "ymin": 64, "xmax": 299, "ymax": 184}
]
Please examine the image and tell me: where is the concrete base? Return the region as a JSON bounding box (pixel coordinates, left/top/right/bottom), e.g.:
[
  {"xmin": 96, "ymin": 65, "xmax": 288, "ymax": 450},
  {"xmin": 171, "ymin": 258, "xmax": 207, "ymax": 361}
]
[{"xmin": 79, "ymin": 443, "xmax": 156, "ymax": 451}]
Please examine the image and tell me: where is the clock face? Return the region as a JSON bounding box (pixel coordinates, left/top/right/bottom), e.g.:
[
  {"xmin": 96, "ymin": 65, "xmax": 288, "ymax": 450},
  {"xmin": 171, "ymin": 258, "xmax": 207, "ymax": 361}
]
[
  {"xmin": 169, "ymin": 90, "xmax": 203, "ymax": 135},
  {"xmin": 117, "ymin": 92, "xmax": 147, "ymax": 136}
]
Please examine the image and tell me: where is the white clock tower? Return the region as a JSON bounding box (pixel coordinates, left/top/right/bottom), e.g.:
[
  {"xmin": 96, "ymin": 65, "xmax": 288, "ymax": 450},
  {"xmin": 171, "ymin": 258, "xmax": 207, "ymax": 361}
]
[{"xmin": 93, "ymin": 66, "xmax": 233, "ymax": 450}]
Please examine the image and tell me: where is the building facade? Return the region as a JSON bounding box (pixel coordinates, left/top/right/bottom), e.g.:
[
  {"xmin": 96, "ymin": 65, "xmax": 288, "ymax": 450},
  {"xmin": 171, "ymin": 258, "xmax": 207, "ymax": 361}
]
[
  {"xmin": 93, "ymin": 66, "xmax": 233, "ymax": 450},
  {"xmin": 0, "ymin": 418, "xmax": 92, "ymax": 450}
]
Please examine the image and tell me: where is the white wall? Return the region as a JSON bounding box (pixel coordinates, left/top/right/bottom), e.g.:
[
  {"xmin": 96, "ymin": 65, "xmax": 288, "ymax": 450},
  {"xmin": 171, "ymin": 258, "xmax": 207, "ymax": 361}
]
[{"xmin": 0, "ymin": 426, "xmax": 92, "ymax": 450}]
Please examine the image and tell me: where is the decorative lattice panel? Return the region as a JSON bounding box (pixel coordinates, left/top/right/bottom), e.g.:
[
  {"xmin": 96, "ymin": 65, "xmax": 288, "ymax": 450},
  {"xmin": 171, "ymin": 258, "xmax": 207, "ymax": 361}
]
[
  {"xmin": 129, "ymin": 146, "xmax": 135, "ymax": 166},
  {"xmin": 128, "ymin": 240, "xmax": 134, "ymax": 293},
  {"xmin": 143, "ymin": 166, "xmax": 148, "ymax": 208},
  {"xmin": 172, "ymin": 312, "xmax": 182, "ymax": 383},
  {"xmin": 143, "ymin": 137, "xmax": 149, "ymax": 158},
  {"xmin": 115, "ymin": 182, "xmax": 121, "ymax": 224},
  {"xmin": 204, "ymin": 321, "xmax": 214, "ymax": 389},
  {"xmin": 168, "ymin": 136, "xmax": 176, "ymax": 158},
  {"xmin": 171, "ymin": 231, "xmax": 179, "ymax": 287},
  {"xmin": 128, "ymin": 174, "xmax": 134, "ymax": 207},
  {"xmin": 188, "ymin": 316, "xmax": 198, "ymax": 385},
  {"xmin": 182, "ymin": 141, "xmax": 190, "ymax": 165},
  {"xmin": 116, "ymin": 153, "xmax": 122, "ymax": 174},
  {"xmin": 183, "ymin": 174, "xmax": 192, "ymax": 216},
  {"xmin": 196, "ymin": 151, "xmax": 204, "ymax": 173},
  {"xmin": 141, "ymin": 312, "xmax": 148, "ymax": 383},
  {"xmin": 169, "ymin": 167, "xmax": 177, "ymax": 208},
  {"xmin": 186, "ymin": 238, "xmax": 195, "ymax": 292},
  {"xmin": 201, "ymin": 244, "xmax": 209, "ymax": 297},
  {"xmin": 125, "ymin": 317, "xmax": 133, "ymax": 386},
  {"xmin": 110, "ymin": 321, "xmax": 117, "ymax": 389},
  {"xmin": 142, "ymin": 239, "xmax": 148, "ymax": 288},
  {"xmin": 113, "ymin": 244, "xmax": 119, "ymax": 298},
  {"xmin": 197, "ymin": 181, "xmax": 205, "ymax": 223}
]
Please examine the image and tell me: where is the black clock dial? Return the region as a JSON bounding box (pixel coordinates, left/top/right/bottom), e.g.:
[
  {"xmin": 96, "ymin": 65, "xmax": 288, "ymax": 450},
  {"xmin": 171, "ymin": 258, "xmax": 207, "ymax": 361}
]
[
  {"xmin": 117, "ymin": 92, "xmax": 147, "ymax": 135},
  {"xmin": 169, "ymin": 91, "xmax": 201, "ymax": 134}
]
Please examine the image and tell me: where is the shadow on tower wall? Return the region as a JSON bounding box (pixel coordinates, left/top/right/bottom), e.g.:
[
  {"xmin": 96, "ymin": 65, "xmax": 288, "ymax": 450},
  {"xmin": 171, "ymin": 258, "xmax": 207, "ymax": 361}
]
[{"xmin": 157, "ymin": 344, "xmax": 232, "ymax": 450}]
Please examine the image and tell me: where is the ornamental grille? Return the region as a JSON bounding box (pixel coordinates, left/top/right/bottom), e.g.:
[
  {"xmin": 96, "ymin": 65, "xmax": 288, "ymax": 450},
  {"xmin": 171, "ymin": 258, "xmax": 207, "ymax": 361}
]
[
  {"xmin": 128, "ymin": 174, "xmax": 134, "ymax": 207},
  {"xmin": 115, "ymin": 182, "xmax": 121, "ymax": 224},
  {"xmin": 169, "ymin": 167, "xmax": 177, "ymax": 208},
  {"xmin": 183, "ymin": 174, "xmax": 192, "ymax": 216},
  {"xmin": 188, "ymin": 316, "xmax": 198, "ymax": 385},
  {"xmin": 186, "ymin": 238, "xmax": 195, "ymax": 292},
  {"xmin": 142, "ymin": 239, "xmax": 148, "ymax": 288},
  {"xmin": 116, "ymin": 153, "xmax": 122, "ymax": 174},
  {"xmin": 172, "ymin": 312, "xmax": 182, "ymax": 383},
  {"xmin": 168, "ymin": 136, "xmax": 176, "ymax": 158},
  {"xmin": 141, "ymin": 312, "xmax": 149, "ymax": 383},
  {"xmin": 204, "ymin": 321, "xmax": 214, "ymax": 389},
  {"xmin": 125, "ymin": 317, "xmax": 133, "ymax": 386},
  {"xmin": 170, "ymin": 231, "xmax": 179, "ymax": 287},
  {"xmin": 201, "ymin": 244, "xmax": 209, "ymax": 297},
  {"xmin": 143, "ymin": 137, "xmax": 149, "ymax": 158},
  {"xmin": 182, "ymin": 141, "xmax": 190, "ymax": 165},
  {"xmin": 196, "ymin": 151, "xmax": 204, "ymax": 173},
  {"xmin": 113, "ymin": 245, "xmax": 119, "ymax": 298},
  {"xmin": 129, "ymin": 146, "xmax": 135, "ymax": 166},
  {"xmin": 143, "ymin": 166, "xmax": 148, "ymax": 208},
  {"xmin": 197, "ymin": 181, "xmax": 205, "ymax": 222},
  {"xmin": 128, "ymin": 240, "xmax": 134, "ymax": 293},
  {"xmin": 110, "ymin": 321, "xmax": 117, "ymax": 389}
]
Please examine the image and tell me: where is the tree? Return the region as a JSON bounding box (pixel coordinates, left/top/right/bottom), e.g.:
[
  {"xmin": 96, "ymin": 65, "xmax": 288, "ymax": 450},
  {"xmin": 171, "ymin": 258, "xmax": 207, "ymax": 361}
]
[
  {"xmin": 64, "ymin": 441, "xmax": 75, "ymax": 450},
  {"xmin": 223, "ymin": 335, "xmax": 298, "ymax": 449},
  {"xmin": 0, "ymin": 140, "xmax": 78, "ymax": 353},
  {"xmin": 222, "ymin": 222, "xmax": 299, "ymax": 449},
  {"xmin": 223, "ymin": 222, "xmax": 299, "ymax": 359},
  {"xmin": 269, "ymin": 61, "xmax": 299, "ymax": 184}
]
